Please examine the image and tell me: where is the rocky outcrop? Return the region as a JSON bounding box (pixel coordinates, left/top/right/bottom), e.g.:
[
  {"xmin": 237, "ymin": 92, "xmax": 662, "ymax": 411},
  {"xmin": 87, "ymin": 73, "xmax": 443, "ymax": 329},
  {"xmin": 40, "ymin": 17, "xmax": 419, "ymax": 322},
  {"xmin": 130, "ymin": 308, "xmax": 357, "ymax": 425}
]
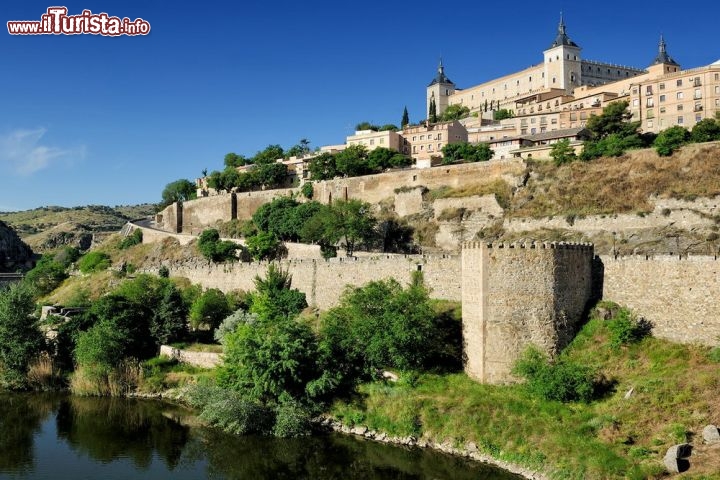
[{"xmin": 0, "ymin": 220, "xmax": 33, "ymax": 272}]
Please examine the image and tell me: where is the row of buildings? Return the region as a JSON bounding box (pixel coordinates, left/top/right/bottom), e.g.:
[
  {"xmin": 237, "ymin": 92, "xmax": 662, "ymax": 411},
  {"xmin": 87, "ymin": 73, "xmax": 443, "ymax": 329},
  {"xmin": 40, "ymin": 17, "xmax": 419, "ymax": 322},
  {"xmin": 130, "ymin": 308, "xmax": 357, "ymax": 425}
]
[{"xmin": 200, "ymin": 18, "xmax": 719, "ymax": 191}]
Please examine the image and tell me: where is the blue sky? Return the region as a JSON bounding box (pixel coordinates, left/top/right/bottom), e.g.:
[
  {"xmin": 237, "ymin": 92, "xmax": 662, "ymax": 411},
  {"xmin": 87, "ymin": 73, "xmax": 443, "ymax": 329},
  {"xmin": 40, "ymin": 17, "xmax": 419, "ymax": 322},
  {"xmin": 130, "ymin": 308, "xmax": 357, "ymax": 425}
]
[{"xmin": 1, "ymin": 0, "xmax": 718, "ymax": 211}]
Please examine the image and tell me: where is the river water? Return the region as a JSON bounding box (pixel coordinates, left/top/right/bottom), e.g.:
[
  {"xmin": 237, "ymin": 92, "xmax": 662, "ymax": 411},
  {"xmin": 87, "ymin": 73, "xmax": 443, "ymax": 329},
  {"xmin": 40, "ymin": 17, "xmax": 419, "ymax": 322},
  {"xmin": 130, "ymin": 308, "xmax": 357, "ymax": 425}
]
[{"xmin": 0, "ymin": 393, "xmax": 520, "ymax": 479}]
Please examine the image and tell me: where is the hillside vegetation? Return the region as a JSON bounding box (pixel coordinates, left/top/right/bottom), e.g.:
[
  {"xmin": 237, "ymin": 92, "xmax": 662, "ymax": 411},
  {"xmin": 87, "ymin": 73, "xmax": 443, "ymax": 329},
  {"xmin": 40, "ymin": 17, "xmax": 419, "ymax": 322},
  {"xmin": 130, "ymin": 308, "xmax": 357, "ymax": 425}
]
[{"xmin": 0, "ymin": 204, "xmax": 156, "ymax": 251}]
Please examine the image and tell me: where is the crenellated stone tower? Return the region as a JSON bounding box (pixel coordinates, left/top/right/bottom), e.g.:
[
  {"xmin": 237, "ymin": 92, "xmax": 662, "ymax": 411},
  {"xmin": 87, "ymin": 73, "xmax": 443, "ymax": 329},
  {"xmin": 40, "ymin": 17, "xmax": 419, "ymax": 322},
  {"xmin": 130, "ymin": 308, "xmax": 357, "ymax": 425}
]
[{"xmin": 461, "ymin": 241, "xmax": 594, "ymax": 383}]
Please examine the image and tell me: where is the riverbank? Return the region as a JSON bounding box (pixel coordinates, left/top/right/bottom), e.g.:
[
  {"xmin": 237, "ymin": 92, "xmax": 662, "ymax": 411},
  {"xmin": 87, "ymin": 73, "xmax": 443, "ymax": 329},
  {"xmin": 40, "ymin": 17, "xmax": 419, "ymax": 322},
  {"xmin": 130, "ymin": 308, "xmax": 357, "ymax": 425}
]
[{"xmin": 325, "ymin": 316, "xmax": 720, "ymax": 479}]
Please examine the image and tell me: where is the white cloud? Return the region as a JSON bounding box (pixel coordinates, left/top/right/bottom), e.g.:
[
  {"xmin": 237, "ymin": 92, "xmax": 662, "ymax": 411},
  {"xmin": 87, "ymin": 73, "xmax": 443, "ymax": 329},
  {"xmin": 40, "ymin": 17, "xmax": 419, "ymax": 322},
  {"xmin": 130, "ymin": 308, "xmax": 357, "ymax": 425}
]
[{"xmin": 0, "ymin": 128, "xmax": 85, "ymax": 175}]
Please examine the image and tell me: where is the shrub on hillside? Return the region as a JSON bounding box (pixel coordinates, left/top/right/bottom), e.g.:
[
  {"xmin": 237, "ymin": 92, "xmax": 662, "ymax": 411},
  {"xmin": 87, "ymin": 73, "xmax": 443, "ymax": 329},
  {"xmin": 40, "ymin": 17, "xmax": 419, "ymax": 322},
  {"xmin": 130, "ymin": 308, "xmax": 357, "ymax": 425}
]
[
  {"xmin": 78, "ymin": 251, "xmax": 111, "ymax": 273},
  {"xmin": 512, "ymin": 346, "xmax": 598, "ymax": 403},
  {"xmin": 119, "ymin": 229, "xmax": 143, "ymax": 249},
  {"xmin": 606, "ymin": 307, "xmax": 652, "ymax": 348},
  {"xmin": 197, "ymin": 229, "xmax": 239, "ymax": 262},
  {"xmin": 654, "ymin": 125, "xmax": 690, "ymax": 156}
]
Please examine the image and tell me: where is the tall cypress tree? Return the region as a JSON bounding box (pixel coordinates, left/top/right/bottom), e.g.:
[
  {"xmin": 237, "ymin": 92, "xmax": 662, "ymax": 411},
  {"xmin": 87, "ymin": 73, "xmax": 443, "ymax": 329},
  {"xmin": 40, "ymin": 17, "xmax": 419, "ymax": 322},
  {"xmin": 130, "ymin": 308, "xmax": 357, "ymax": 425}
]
[
  {"xmin": 401, "ymin": 106, "xmax": 409, "ymax": 127},
  {"xmin": 429, "ymin": 99, "xmax": 437, "ymax": 123}
]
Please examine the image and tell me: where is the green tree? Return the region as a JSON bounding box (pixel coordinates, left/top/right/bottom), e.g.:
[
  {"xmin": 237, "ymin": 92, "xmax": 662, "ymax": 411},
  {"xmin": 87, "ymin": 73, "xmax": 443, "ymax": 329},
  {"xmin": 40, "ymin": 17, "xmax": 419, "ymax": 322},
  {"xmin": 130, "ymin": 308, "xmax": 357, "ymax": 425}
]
[
  {"xmin": 654, "ymin": 125, "xmax": 690, "ymax": 156},
  {"xmin": 160, "ymin": 179, "xmax": 197, "ymax": 208},
  {"xmin": 550, "ymin": 139, "xmax": 577, "ymax": 165},
  {"xmin": 334, "ymin": 144, "xmax": 369, "ymax": 177},
  {"xmin": 440, "ymin": 104, "xmax": 470, "ymax": 121},
  {"xmin": 286, "ymin": 138, "xmax": 311, "ymax": 158},
  {"xmin": 307, "ymin": 152, "xmax": 337, "ymax": 180},
  {"xmin": 197, "ymin": 229, "xmax": 239, "ymax": 262},
  {"xmin": 323, "ymin": 200, "xmax": 376, "ymax": 256},
  {"xmin": 224, "ymin": 153, "xmax": 247, "ymax": 168},
  {"xmin": 150, "ymin": 284, "xmax": 188, "ymax": 345},
  {"xmin": 246, "ymin": 231, "xmax": 282, "ymax": 261},
  {"xmin": 585, "ymin": 101, "xmax": 639, "ymax": 140},
  {"xmin": 378, "ymin": 124, "xmax": 398, "ymax": 131},
  {"xmin": 493, "ymin": 109, "xmax": 514, "ymax": 121},
  {"xmin": 441, "ymin": 142, "xmax": 493, "ymax": 163},
  {"xmin": 428, "ymin": 98, "xmax": 437, "ymax": 123},
  {"xmin": 23, "ymin": 255, "xmax": 68, "ymax": 297},
  {"xmin": 252, "ymin": 145, "xmax": 285, "ymax": 165},
  {"xmin": 78, "ymin": 251, "xmax": 111, "ymax": 273},
  {"xmin": 249, "ymin": 264, "xmax": 307, "ymax": 322},
  {"xmin": 0, "ymin": 283, "xmax": 44, "ymax": 387},
  {"xmin": 219, "ymin": 316, "xmax": 332, "ymax": 406},
  {"xmin": 253, "ymin": 162, "xmax": 288, "ymax": 189},
  {"xmin": 354, "ymin": 122, "xmax": 378, "ymax": 131},
  {"xmin": 690, "ymin": 118, "xmax": 720, "ymax": 143},
  {"xmin": 74, "ymin": 318, "xmax": 127, "ymax": 373},
  {"xmin": 401, "ymin": 106, "xmax": 409, "ymax": 128},
  {"xmin": 320, "ymin": 275, "xmax": 443, "ymax": 377},
  {"xmin": 189, "ymin": 288, "xmax": 231, "ymax": 330},
  {"xmin": 300, "ymin": 182, "xmax": 314, "ymax": 199}
]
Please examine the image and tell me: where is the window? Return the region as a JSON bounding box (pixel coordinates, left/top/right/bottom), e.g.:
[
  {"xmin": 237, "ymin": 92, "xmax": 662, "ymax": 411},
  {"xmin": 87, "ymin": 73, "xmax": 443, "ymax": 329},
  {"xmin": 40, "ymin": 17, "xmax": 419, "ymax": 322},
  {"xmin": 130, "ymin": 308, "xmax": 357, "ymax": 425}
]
[
  {"xmin": 420, "ymin": 135, "xmax": 424, "ymax": 140},
  {"xmin": 552, "ymin": 77, "xmax": 556, "ymax": 84},
  {"xmin": 438, "ymin": 143, "xmax": 442, "ymax": 150},
  {"xmin": 660, "ymin": 107, "xmax": 666, "ymax": 113},
  {"xmin": 412, "ymin": 136, "xmax": 416, "ymax": 141},
  {"xmin": 530, "ymin": 118, "xmax": 536, "ymax": 124},
  {"xmin": 659, "ymin": 94, "xmax": 666, "ymax": 102},
  {"xmin": 716, "ymin": 86, "xmax": 720, "ymax": 94},
  {"xmin": 677, "ymin": 116, "xmax": 684, "ymax": 125},
  {"xmin": 659, "ymin": 83, "xmax": 665, "ymax": 90},
  {"xmin": 647, "ymin": 110, "xmax": 655, "ymax": 119},
  {"xmin": 696, "ymin": 114, "xmax": 702, "ymax": 123},
  {"xmin": 646, "ymin": 98, "xmax": 654, "ymax": 107},
  {"xmin": 659, "ymin": 118, "xmax": 665, "ymax": 127},
  {"xmin": 551, "ymin": 118, "xmax": 557, "ymax": 124},
  {"xmin": 715, "ymin": 73, "xmax": 719, "ymax": 81},
  {"xmin": 420, "ymin": 145, "xmax": 424, "ymax": 150},
  {"xmin": 694, "ymin": 89, "xmax": 702, "ymax": 99},
  {"xmin": 676, "ymin": 79, "xmax": 683, "ymax": 87},
  {"xmin": 647, "ymin": 120, "xmax": 653, "ymax": 128},
  {"xmin": 569, "ymin": 113, "xmax": 577, "ymax": 121},
  {"xmin": 379, "ymin": 138, "xmax": 384, "ymax": 144},
  {"xmin": 369, "ymin": 139, "xmax": 374, "ymax": 145},
  {"xmin": 677, "ymin": 92, "xmax": 684, "ymax": 100},
  {"xmin": 633, "ymin": 99, "xmax": 639, "ymax": 106},
  {"xmin": 646, "ymin": 86, "xmax": 653, "ymax": 94},
  {"xmin": 695, "ymin": 103, "xmax": 702, "ymax": 112},
  {"xmin": 632, "ymin": 88, "xmax": 638, "ymax": 94},
  {"xmin": 412, "ymin": 146, "xmax": 417, "ymax": 153},
  {"xmin": 677, "ymin": 105, "xmax": 683, "ymax": 111}
]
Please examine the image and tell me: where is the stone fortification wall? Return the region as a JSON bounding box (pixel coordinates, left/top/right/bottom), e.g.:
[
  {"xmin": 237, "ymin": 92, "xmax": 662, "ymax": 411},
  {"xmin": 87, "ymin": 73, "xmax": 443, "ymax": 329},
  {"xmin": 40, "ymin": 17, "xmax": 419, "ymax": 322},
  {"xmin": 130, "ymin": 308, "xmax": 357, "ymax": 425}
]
[
  {"xmin": 314, "ymin": 159, "xmax": 524, "ymax": 206},
  {"xmin": 600, "ymin": 254, "xmax": 720, "ymax": 346},
  {"xmin": 461, "ymin": 242, "xmax": 594, "ymax": 384},
  {"xmin": 181, "ymin": 195, "xmax": 237, "ymax": 235},
  {"xmin": 159, "ymin": 345, "xmax": 221, "ymax": 368},
  {"xmin": 158, "ymin": 254, "xmax": 461, "ymax": 310}
]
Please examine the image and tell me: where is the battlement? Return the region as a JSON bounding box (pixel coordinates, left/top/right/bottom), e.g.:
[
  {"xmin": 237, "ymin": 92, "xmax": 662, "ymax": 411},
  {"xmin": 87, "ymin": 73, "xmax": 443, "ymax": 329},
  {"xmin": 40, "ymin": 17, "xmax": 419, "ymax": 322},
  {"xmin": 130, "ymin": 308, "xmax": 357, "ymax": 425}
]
[{"xmin": 462, "ymin": 241, "xmax": 594, "ymax": 251}]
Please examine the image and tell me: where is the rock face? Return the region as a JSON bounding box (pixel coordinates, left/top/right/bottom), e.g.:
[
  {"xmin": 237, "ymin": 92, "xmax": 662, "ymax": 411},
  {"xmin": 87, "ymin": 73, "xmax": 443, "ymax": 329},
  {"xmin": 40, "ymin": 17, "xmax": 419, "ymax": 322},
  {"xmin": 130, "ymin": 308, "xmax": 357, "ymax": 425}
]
[
  {"xmin": 0, "ymin": 220, "xmax": 33, "ymax": 272},
  {"xmin": 663, "ymin": 443, "xmax": 692, "ymax": 473},
  {"xmin": 702, "ymin": 425, "xmax": 720, "ymax": 444}
]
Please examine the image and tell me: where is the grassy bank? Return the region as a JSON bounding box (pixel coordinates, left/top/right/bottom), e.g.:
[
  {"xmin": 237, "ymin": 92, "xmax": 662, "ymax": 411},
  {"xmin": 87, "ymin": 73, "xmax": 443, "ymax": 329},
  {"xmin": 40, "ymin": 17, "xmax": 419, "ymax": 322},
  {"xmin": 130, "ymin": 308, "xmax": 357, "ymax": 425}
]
[{"xmin": 329, "ymin": 313, "xmax": 720, "ymax": 479}]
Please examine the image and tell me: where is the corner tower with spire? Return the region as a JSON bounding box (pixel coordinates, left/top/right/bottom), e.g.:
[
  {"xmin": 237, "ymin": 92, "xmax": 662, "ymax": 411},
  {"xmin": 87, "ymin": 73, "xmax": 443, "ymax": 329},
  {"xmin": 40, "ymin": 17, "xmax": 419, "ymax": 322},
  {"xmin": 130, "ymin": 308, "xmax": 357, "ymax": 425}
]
[
  {"xmin": 426, "ymin": 58, "xmax": 456, "ymax": 120},
  {"xmin": 543, "ymin": 13, "xmax": 582, "ymax": 93}
]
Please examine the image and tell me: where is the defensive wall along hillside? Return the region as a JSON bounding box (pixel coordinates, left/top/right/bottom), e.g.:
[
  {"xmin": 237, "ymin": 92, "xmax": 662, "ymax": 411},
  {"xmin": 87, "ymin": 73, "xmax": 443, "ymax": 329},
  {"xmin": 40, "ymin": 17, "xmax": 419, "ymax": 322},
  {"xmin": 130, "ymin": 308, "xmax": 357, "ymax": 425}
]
[
  {"xmin": 600, "ymin": 254, "xmax": 720, "ymax": 346},
  {"xmin": 159, "ymin": 254, "xmax": 462, "ymax": 310},
  {"xmin": 156, "ymin": 159, "xmax": 525, "ymax": 234}
]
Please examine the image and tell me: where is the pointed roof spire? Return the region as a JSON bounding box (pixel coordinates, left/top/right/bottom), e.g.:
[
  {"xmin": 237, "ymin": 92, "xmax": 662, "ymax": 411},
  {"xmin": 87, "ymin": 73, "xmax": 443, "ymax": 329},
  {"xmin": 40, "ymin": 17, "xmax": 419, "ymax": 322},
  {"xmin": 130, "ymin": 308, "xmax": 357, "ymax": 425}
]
[
  {"xmin": 428, "ymin": 57, "xmax": 454, "ymax": 87},
  {"xmin": 548, "ymin": 12, "xmax": 579, "ymax": 49},
  {"xmin": 651, "ymin": 34, "xmax": 679, "ymax": 66}
]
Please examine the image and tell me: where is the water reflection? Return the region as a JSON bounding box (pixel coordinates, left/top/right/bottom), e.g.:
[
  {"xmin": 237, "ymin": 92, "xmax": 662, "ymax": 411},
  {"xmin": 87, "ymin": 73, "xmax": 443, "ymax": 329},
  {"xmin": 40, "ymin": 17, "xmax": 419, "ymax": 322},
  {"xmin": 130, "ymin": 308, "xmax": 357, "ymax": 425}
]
[{"xmin": 0, "ymin": 393, "xmax": 521, "ymax": 480}]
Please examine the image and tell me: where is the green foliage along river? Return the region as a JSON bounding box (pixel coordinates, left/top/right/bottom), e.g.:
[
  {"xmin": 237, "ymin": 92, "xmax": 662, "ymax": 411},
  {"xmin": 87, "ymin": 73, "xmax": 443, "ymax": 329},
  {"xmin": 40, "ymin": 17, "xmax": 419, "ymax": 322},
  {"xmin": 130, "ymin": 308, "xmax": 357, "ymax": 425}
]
[{"xmin": 0, "ymin": 393, "xmax": 520, "ymax": 480}]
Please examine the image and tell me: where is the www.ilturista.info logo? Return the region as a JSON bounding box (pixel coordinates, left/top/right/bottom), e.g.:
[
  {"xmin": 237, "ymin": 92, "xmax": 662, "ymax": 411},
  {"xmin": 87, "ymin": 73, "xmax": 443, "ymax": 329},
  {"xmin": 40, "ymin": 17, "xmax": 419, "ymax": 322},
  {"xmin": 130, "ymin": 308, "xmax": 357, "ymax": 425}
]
[{"xmin": 7, "ymin": 7, "xmax": 151, "ymax": 36}]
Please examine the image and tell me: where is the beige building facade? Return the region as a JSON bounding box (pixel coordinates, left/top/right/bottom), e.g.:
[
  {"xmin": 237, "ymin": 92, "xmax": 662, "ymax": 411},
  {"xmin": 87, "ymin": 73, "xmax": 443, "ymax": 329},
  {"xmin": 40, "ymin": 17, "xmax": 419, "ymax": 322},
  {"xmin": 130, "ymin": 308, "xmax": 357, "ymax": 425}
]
[
  {"xmin": 400, "ymin": 120, "xmax": 468, "ymax": 161},
  {"xmin": 346, "ymin": 129, "xmax": 403, "ymax": 152}
]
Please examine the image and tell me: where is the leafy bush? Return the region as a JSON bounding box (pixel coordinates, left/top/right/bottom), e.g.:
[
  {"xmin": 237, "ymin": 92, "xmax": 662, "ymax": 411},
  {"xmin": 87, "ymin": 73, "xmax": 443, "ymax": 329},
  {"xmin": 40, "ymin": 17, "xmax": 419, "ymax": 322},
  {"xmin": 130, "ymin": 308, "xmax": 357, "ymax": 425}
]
[
  {"xmin": 512, "ymin": 346, "xmax": 598, "ymax": 403},
  {"xmin": 654, "ymin": 125, "xmax": 690, "ymax": 157},
  {"xmin": 245, "ymin": 231, "xmax": 281, "ymax": 261},
  {"xmin": 197, "ymin": 229, "xmax": 239, "ymax": 262},
  {"xmin": 214, "ymin": 310, "xmax": 257, "ymax": 344},
  {"xmin": 606, "ymin": 307, "xmax": 652, "ymax": 349},
  {"xmin": 249, "ymin": 264, "xmax": 307, "ymax": 322},
  {"xmin": 183, "ymin": 384, "xmax": 274, "ymax": 435},
  {"xmin": 189, "ymin": 288, "xmax": 231, "ymax": 330},
  {"xmin": 0, "ymin": 282, "xmax": 45, "ymax": 388},
  {"xmin": 78, "ymin": 251, "xmax": 111, "ymax": 273},
  {"xmin": 272, "ymin": 397, "xmax": 312, "ymax": 437},
  {"xmin": 23, "ymin": 255, "xmax": 68, "ymax": 296},
  {"xmin": 300, "ymin": 182, "xmax": 314, "ymax": 199},
  {"xmin": 708, "ymin": 347, "xmax": 720, "ymax": 363},
  {"xmin": 119, "ymin": 229, "xmax": 143, "ymax": 249}
]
